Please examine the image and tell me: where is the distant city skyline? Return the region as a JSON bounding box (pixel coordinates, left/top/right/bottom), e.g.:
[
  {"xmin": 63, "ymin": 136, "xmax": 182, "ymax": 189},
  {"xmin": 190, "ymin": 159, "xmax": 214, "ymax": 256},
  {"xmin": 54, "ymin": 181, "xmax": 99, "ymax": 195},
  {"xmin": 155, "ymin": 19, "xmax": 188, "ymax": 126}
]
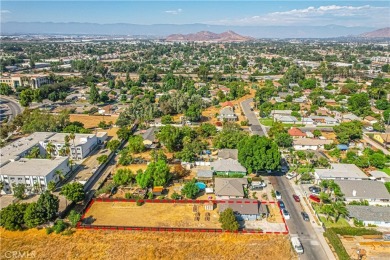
[{"xmin": 1, "ymin": 1, "xmax": 389, "ymax": 28}]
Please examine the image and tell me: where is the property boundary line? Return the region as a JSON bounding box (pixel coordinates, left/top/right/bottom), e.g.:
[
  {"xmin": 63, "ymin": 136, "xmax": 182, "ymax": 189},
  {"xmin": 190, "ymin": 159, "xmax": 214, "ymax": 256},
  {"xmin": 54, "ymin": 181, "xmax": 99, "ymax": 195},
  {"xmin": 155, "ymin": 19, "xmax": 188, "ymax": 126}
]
[{"xmin": 76, "ymin": 198, "xmax": 288, "ymax": 235}]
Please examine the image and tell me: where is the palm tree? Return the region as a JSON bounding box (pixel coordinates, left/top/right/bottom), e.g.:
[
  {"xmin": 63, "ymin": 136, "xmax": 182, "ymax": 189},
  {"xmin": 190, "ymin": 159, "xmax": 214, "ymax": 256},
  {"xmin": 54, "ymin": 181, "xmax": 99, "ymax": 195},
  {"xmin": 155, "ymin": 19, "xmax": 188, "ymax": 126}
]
[
  {"xmin": 28, "ymin": 146, "xmax": 40, "ymax": 158},
  {"xmin": 68, "ymin": 159, "xmax": 74, "ymax": 171},
  {"xmin": 47, "ymin": 180, "xmax": 56, "ymax": 192},
  {"xmin": 54, "ymin": 169, "xmax": 65, "ymax": 183},
  {"xmin": 69, "ymin": 133, "xmax": 76, "ymax": 158},
  {"xmin": 333, "ymin": 202, "xmax": 348, "ymax": 223},
  {"xmin": 321, "ymin": 204, "xmax": 334, "ymax": 221},
  {"xmin": 319, "ymin": 180, "xmax": 330, "ymax": 194},
  {"xmin": 33, "ymin": 181, "xmax": 41, "ymax": 193},
  {"xmin": 46, "ymin": 141, "xmax": 55, "ymax": 158}
]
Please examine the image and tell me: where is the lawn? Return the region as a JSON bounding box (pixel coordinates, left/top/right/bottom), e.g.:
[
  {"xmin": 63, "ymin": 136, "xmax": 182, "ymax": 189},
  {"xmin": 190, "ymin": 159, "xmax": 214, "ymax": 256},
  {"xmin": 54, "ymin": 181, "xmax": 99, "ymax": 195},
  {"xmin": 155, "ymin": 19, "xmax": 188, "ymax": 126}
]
[
  {"xmin": 382, "ymin": 168, "xmax": 390, "ymax": 176},
  {"xmin": 259, "ymin": 118, "xmax": 274, "ymax": 126},
  {"xmin": 84, "ymin": 201, "xmax": 221, "ymax": 229},
  {"xmin": 320, "ymin": 216, "xmax": 350, "ymax": 228}
]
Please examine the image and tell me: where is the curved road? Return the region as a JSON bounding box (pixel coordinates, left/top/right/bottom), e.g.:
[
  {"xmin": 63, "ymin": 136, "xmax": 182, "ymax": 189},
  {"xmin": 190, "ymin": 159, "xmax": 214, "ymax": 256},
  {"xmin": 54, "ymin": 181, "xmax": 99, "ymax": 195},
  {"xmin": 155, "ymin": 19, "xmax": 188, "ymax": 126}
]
[{"xmin": 0, "ymin": 96, "xmax": 23, "ymax": 122}]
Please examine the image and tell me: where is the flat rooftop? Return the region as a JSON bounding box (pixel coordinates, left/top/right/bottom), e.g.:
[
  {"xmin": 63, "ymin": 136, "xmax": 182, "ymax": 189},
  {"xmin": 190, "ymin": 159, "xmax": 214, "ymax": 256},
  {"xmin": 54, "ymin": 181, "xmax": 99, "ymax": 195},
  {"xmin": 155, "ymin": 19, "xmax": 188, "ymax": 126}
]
[
  {"xmin": 315, "ymin": 163, "xmax": 368, "ymax": 179},
  {"xmin": 0, "ymin": 132, "xmax": 56, "ymax": 166},
  {"xmin": 1, "ymin": 157, "xmax": 69, "ymax": 177},
  {"xmin": 44, "ymin": 133, "xmax": 96, "ymax": 146}
]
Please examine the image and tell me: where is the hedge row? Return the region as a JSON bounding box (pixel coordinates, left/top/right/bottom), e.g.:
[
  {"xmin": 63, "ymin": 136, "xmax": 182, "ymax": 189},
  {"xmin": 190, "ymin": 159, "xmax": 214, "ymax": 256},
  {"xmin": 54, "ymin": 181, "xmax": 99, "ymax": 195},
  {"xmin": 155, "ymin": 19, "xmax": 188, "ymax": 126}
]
[
  {"xmin": 323, "ymin": 229, "xmax": 350, "ymax": 260},
  {"xmin": 331, "ymin": 227, "xmax": 382, "ymax": 236}
]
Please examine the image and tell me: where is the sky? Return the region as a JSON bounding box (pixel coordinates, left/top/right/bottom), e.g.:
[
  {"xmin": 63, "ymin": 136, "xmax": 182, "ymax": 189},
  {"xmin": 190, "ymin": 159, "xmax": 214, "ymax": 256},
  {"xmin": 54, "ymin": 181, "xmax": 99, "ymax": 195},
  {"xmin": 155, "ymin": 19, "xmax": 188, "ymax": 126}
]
[{"xmin": 1, "ymin": 1, "xmax": 389, "ymax": 28}]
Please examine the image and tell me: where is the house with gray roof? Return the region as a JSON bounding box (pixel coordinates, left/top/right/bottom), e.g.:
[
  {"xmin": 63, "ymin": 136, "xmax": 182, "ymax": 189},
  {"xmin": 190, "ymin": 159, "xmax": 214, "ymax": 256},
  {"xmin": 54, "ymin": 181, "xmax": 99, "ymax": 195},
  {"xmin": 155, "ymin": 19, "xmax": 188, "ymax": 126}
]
[
  {"xmin": 218, "ymin": 149, "xmax": 238, "ymax": 160},
  {"xmin": 219, "ymin": 199, "xmax": 268, "ymax": 221},
  {"xmin": 314, "ymin": 163, "xmax": 369, "ymax": 183},
  {"xmin": 214, "ymin": 178, "xmax": 248, "ymax": 199},
  {"xmin": 142, "ymin": 127, "xmax": 158, "ymax": 148},
  {"xmin": 211, "ymin": 158, "xmax": 247, "ymax": 176},
  {"xmin": 217, "ymin": 107, "xmax": 237, "ymax": 122},
  {"xmin": 369, "ymin": 170, "xmax": 390, "ymax": 183},
  {"xmin": 196, "ymin": 170, "xmax": 213, "ymax": 182},
  {"xmin": 346, "ymin": 205, "xmax": 390, "ymax": 228},
  {"xmin": 334, "ymin": 180, "xmax": 390, "ymax": 206}
]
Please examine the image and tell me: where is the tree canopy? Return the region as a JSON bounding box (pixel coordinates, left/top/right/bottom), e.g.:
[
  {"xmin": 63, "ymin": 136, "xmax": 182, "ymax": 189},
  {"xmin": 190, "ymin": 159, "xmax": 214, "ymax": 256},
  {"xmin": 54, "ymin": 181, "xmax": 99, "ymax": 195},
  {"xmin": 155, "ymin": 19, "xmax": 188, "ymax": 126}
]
[
  {"xmin": 60, "ymin": 182, "xmax": 85, "ymax": 203},
  {"xmin": 219, "ymin": 208, "xmax": 239, "ymax": 231}
]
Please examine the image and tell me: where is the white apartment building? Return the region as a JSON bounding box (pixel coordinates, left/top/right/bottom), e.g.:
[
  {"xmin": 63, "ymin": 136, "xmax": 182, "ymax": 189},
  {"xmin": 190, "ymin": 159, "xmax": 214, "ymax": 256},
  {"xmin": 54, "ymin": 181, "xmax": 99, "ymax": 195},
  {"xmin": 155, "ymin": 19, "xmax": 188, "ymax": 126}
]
[{"xmin": 0, "ymin": 74, "xmax": 51, "ymax": 89}]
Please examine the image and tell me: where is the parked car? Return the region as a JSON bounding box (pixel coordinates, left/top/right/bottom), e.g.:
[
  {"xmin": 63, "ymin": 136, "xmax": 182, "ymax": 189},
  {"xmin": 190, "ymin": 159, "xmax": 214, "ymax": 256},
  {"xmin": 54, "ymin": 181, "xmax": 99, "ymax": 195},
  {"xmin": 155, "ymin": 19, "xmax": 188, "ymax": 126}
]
[
  {"xmin": 282, "ymin": 209, "xmax": 290, "ymax": 220},
  {"xmin": 301, "ymin": 212, "xmax": 310, "ymax": 221},
  {"xmin": 286, "ymin": 172, "xmax": 297, "ymax": 180},
  {"xmin": 309, "ymin": 186, "xmax": 321, "ymax": 194},
  {"xmin": 309, "ymin": 194, "xmax": 321, "ymax": 203},
  {"xmin": 278, "ymin": 200, "xmax": 286, "ymax": 209},
  {"xmin": 365, "ymin": 126, "xmax": 373, "ymax": 131},
  {"xmin": 291, "ymin": 236, "xmax": 304, "ymax": 254},
  {"xmin": 292, "ymin": 194, "xmax": 300, "ymax": 202},
  {"xmin": 275, "ymin": 191, "xmax": 282, "ymax": 200}
]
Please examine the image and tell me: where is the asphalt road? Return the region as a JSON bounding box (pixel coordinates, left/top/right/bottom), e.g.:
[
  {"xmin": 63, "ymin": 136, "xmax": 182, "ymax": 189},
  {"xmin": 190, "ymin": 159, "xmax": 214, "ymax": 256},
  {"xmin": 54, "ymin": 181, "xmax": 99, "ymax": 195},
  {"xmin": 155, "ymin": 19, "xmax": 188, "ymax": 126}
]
[
  {"xmin": 0, "ymin": 96, "xmax": 23, "ymax": 121},
  {"xmin": 269, "ymin": 173, "xmax": 328, "ymax": 260},
  {"xmin": 241, "ymin": 98, "xmax": 265, "ymax": 136}
]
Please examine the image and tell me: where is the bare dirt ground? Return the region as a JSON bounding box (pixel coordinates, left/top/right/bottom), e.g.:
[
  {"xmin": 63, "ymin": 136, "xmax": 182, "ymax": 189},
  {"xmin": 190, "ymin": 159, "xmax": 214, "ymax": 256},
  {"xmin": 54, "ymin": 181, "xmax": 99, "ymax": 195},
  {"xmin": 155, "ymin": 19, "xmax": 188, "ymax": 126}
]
[
  {"xmin": 69, "ymin": 114, "xmax": 118, "ymax": 129},
  {"xmin": 0, "ymin": 228, "xmax": 296, "ymax": 260},
  {"xmin": 84, "ymin": 202, "xmax": 221, "ymax": 229},
  {"xmin": 340, "ymin": 235, "xmax": 390, "ymax": 259}
]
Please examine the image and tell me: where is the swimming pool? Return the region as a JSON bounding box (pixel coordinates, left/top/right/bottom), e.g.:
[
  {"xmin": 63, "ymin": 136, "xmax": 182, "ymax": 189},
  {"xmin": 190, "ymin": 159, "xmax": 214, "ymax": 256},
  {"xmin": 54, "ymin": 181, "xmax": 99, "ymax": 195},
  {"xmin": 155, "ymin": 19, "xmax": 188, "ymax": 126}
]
[{"xmin": 196, "ymin": 182, "xmax": 206, "ymax": 190}]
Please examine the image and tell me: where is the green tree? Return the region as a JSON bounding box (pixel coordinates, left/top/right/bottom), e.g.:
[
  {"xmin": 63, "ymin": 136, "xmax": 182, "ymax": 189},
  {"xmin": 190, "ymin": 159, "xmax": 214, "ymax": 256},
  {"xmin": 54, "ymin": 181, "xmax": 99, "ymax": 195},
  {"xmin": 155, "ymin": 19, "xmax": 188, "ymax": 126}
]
[
  {"xmin": 333, "ymin": 202, "xmax": 348, "ymax": 222},
  {"xmin": 369, "ymin": 153, "xmax": 386, "ymax": 169},
  {"xmin": 334, "ymin": 121, "xmax": 363, "ymax": 144},
  {"xmin": 113, "ymin": 168, "xmax": 135, "ymax": 186},
  {"xmin": 23, "ymin": 202, "xmax": 45, "ymax": 228},
  {"xmin": 117, "ymin": 126, "xmax": 132, "ymax": 140},
  {"xmin": 97, "ymin": 154, "xmax": 108, "ymax": 164},
  {"xmin": 13, "ymin": 183, "xmax": 26, "ymax": 200},
  {"xmin": 128, "ymin": 135, "xmax": 146, "ymax": 153},
  {"xmin": 161, "ymin": 115, "xmax": 173, "ymax": 124},
  {"xmin": 60, "ymin": 182, "xmax": 85, "ymax": 203},
  {"xmin": 238, "ymin": 135, "xmax": 281, "ymax": 173},
  {"xmin": 313, "ymin": 130, "xmax": 322, "ymax": 138},
  {"xmin": 158, "ymin": 125, "xmax": 182, "ymax": 152},
  {"xmin": 136, "ymin": 169, "xmax": 152, "ymax": 189},
  {"xmin": 107, "ymin": 139, "xmax": 120, "ymax": 152},
  {"xmin": 89, "ymin": 84, "xmax": 100, "ymax": 104},
  {"xmin": 145, "ymin": 160, "xmax": 171, "ymax": 187},
  {"xmin": 47, "ymin": 181, "xmax": 56, "ymax": 192},
  {"xmin": 181, "ymin": 179, "xmax": 200, "ymax": 199},
  {"xmin": 347, "ymin": 93, "xmax": 370, "ymax": 116},
  {"xmin": 274, "ymin": 133, "xmax": 293, "ymax": 148},
  {"xmin": 185, "ymin": 104, "xmax": 202, "ymax": 122},
  {"xmin": 0, "ymin": 83, "xmax": 14, "ymax": 95},
  {"xmin": 68, "ymin": 210, "xmax": 81, "ymax": 227},
  {"xmin": 219, "ymin": 208, "xmax": 239, "ymax": 232},
  {"xmin": 199, "ymin": 123, "xmax": 217, "ymax": 137},
  {"xmin": 213, "ymin": 122, "xmax": 247, "ymax": 149},
  {"xmin": 36, "ymin": 191, "xmax": 59, "ymax": 221},
  {"xmin": 268, "ymin": 122, "xmax": 286, "ymax": 138},
  {"xmin": 0, "ymin": 203, "xmax": 28, "ymax": 231}
]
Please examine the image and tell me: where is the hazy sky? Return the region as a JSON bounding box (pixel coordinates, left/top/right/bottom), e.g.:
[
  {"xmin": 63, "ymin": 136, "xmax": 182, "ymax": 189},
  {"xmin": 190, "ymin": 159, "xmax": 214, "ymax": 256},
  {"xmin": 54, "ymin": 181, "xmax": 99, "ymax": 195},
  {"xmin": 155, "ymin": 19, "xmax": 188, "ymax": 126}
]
[{"xmin": 1, "ymin": 1, "xmax": 389, "ymax": 27}]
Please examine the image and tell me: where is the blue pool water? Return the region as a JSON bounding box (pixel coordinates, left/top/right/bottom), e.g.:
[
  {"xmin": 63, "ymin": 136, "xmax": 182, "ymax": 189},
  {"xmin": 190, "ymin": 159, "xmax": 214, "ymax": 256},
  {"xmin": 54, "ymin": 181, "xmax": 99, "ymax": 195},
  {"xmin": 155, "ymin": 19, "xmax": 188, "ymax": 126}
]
[{"xmin": 196, "ymin": 182, "xmax": 206, "ymax": 190}]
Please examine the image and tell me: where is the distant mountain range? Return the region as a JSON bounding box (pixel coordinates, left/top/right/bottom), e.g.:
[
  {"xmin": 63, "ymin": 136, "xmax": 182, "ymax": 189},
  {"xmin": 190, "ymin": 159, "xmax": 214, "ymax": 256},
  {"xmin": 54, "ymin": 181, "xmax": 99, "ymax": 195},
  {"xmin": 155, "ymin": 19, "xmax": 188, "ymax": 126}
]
[
  {"xmin": 166, "ymin": 30, "xmax": 252, "ymax": 42},
  {"xmin": 1, "ymin": 22, "xmax": 381, "ymax": 38},
  {"xmin": 359, "ymin": 27, "xmax": 390, "ymax": 38}
]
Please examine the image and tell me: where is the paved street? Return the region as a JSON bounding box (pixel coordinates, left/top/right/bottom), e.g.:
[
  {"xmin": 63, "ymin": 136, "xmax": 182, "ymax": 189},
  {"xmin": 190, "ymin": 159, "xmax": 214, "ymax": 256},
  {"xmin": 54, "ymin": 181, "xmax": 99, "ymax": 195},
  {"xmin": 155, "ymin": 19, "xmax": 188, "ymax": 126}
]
[
  {"xmin": 363, "ymin": 134, "xmax": 390, "ymax": 155},
  {"xmin": 269, "ymin": 173, "xmax": 333, "ymax": 260},
  {"xmin": 241, "ymin": 98, "xmax": 266, "ymax": 136},
  {"xmin": 0, "ymin": 96, "xmax": 23, "ymax": 121}
]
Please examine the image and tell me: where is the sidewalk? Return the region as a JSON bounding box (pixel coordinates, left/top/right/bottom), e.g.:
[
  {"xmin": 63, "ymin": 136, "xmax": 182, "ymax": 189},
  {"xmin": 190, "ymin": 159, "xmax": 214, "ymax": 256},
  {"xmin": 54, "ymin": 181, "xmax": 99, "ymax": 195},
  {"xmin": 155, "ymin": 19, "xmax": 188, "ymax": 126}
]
[{"xmin": 290, "ymin": 181, "xmax": 336, "ymax": 260}]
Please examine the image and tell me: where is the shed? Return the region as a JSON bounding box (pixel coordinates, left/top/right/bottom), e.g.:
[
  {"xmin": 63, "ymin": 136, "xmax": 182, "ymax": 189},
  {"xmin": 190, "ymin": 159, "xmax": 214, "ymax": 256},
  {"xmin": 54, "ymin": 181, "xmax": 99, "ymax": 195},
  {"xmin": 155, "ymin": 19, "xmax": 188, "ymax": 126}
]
[{"xmin": 152, "ymin": 186, "xmax": 164, "ymax": 196}]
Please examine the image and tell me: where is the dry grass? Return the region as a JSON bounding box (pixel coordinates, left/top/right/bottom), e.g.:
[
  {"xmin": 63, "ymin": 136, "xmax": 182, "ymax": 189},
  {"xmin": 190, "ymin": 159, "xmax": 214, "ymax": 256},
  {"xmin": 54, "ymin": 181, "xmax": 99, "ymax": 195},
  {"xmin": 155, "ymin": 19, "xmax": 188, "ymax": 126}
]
[
  {"xmin": 0, "ymin": 228, "xmax": 296, "ymax": 260},
  {"xmin": 70, "ymin": 114, "xmax": 118, "ymax": 129},
  {"xmin": 84, "ymin": 202, "xmax": 221, "ymax": 229},
  {"xmin": 116, "ymin": 164, "xmax": 148, "ymax": 173}
]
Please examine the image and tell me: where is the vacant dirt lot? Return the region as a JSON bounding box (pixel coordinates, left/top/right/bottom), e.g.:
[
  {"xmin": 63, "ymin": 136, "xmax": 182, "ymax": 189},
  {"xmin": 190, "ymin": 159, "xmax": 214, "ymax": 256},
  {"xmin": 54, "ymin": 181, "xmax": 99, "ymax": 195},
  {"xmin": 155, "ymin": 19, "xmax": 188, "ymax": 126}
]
[
  {"xmin": 70, "ymin": 114, "xmax": 118, "ymax": 129},
  {"xmin": 0, "ymin": 228, "xmax": 296, "ymax": 260},
  {"xmin": 84, "ymin": 202, "xmax": 221, "ymax": 229}
]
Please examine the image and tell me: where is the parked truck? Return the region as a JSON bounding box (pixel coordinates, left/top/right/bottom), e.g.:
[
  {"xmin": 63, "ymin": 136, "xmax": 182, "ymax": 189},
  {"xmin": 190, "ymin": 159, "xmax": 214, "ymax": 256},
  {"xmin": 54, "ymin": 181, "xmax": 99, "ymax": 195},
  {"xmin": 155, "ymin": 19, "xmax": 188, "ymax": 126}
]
[{"xmin": 290, "ymin": 235, "xmax": 304, "ymax": 254}]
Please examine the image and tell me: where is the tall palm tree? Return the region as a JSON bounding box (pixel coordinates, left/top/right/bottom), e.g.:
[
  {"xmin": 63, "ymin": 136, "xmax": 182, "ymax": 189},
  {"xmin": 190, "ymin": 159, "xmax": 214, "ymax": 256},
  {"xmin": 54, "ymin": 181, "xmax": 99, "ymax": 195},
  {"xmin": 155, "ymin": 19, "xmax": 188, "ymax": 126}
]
[
  {"xmin": 54, "ymin": 169, "xmax": 65, "ymax": 183},
  {"xmin": 69, "ymin": 133, "xmax": 76, "ymax": 158},
  {"xmin": 333, "ymin": 202, "xmax": 348, "ymax": 223},
  {"xmin": 321, "ymin": 204, "xmax": 334, "ymax": 221},
  {"xmin": 28, "ymin": 146, "xmax": 40, "ymax": 158},
  {"xmin": 68, "ymin": 159, "xmax": 74, "ymax": 171},
  {"xmin": 47, "ymin": 180, "xmax": 56, "ymax": 193},
  {"xmin": 46, "ymin": 141, "xmax": 55, "ymax": 158}
]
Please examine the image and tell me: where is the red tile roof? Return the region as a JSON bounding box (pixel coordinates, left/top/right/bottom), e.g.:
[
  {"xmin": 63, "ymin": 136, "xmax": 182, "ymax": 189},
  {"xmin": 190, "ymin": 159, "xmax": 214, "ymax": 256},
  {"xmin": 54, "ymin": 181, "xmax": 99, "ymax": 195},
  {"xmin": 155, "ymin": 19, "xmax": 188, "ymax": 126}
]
[{"xmin": 288, "ymin": 128, "xmax": 306, "ymax": 137}]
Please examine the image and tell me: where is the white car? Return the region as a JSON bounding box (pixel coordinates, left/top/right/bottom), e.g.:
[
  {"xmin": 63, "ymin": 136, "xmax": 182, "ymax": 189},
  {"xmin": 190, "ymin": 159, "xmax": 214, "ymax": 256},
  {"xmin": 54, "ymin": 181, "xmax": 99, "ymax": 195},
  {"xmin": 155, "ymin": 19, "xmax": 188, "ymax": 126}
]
[
  {"xmin": 291, "ymin": 236, "xmax": 304, "ymax": 254},
  {"xmin": 286, "ymin": 172, "xmax": 297, "ymax": 180},
  {"xmin": 282, "ymin": 209, "xmax": 291, "ymax": 220},
  {"xmin": 275, "ymin": 191, "xmax": 282, "ymax": 200},
  {"xmin": 365, "ymin": 126, "xmax": 373, "ymax": 131}
]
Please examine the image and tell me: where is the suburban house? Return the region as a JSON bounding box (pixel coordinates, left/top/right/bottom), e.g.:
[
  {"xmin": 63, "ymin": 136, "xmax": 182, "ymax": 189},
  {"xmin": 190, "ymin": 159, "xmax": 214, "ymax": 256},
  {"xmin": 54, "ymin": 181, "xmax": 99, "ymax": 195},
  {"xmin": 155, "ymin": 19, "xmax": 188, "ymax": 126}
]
[
  {"xmin": 288, "ymin": 128, "xmax": 306, "ymax": 138},
  {"xmin": 217, "ymin": 149, "xmax": 238, "ymax": 160},
  {"xmin": 219, "ymin": 199, "xmax": 268, "ymax": 221},
  {"xmin": 368, "ymin": 170, "xmax": 390, "ymax": 183},
  {"xmin": 214, "ymin": 178, "xmax": 248, "ymax": 199},
  {"xmin": 310, "ymin": 116, "xmax": 339, "ymax": 125},
  {"xmin": 196, "ymin": 170, "xmax": 213, "ymax": 182},
  {"xmin": 293, "ymin": 138, "xmax": 333, "ymax": 151},
  {"xmin": 211, "ymin": 158, "xmax": 247, "ymax": 176},
  {"xmin": 364, "ymin": 116, "xmax": 378, "ymax": 125},
  {"xmin": 314, "ymin": 163, "xmax": 369, "ymax": 183},
  {"xmin": 0, "ymin": 157, "xmax": 70, "ymax": 194},
  {"xmin": 217, "ymin": 107, "xmax": 238, "ymax": 122},
  {"xmin": 334, "ymin": 180, "xmax": 390, "ymax": 206},
  {"xmin": 373, "ymin": 134, "xmax": 390, "ymax": 146},
  {"xmin": 341, "ymin": 113, "xmax": 361, "ymax": 122},
  {"xmin": 141, "ymin": 127, "xmax": 158, "ymax": 148},
  {"xmin": 274, "ymin": 115, "xmax": 299, "ymax": 124},
  {"xmin": 270, "ymin": 110, "xmax": 292, "ymax": 116},
  {"xmin": 346, "ymin": 206, "xmax": 390, "ymax": 228}
]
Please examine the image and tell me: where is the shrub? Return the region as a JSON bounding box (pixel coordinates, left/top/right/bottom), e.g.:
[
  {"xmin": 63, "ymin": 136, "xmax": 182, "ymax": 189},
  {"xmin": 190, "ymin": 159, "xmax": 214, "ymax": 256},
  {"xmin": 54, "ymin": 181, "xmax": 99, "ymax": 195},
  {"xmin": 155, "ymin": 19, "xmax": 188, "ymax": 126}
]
[
  {"xmin": 62, "ymin": 229, "xmax": 74, "ymax": 236},
  {"xmin": 53, "ymin": 220, "xmax": 67, "ymax": 234},
  {"xmin": 125, "ymin": 193, "xmax": 132, "ymax": 199},
  {"xmin": 171, "ymin": 192, "xmax": 181, "ymax": 200},
  {"xmin": 136, "ymin": 199, "xmax": 143, "ymax": 206},
  {"xmin": 148, "ymin": 192, "xmax": 154, "ymax": 199},
  {"xmin": 46, "ymin": 227, "xmax": 53, "ymax": 235},
  {"xmin": 323, "ymin": 229, "xmax": 349, "ymax": 260},
  {"xmin": 331, "ymin": 227, "xmax": 381, "ymax": 236},
  {"xmin": 353, "ymin": 219, "xmax": 364, "ymax": 227}
]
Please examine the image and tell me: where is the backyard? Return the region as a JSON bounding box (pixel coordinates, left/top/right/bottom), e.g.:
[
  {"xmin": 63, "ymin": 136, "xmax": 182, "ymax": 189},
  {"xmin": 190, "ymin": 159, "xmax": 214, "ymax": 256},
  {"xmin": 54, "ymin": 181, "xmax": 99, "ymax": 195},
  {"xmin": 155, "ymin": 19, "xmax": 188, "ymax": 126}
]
[{"xmin": 83, "ymin": 201, "xmax": 221, "ymax": 229}]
